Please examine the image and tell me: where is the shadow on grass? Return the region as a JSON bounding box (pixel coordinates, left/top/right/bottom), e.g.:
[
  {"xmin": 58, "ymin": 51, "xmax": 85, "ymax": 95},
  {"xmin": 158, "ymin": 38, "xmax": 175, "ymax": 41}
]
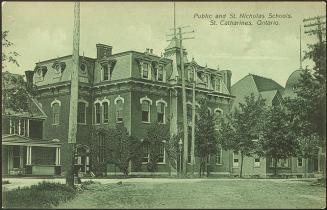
[{"xmin": 2, "ymin": 181, "xmax": 77, "ymax": 208}]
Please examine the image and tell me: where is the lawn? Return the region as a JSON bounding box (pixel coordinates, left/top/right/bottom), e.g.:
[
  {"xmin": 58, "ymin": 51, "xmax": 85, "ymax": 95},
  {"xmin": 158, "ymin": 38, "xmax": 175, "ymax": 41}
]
[{"xmin": 58, "ymin": 179, "xmax": 326, "ymax": 209}]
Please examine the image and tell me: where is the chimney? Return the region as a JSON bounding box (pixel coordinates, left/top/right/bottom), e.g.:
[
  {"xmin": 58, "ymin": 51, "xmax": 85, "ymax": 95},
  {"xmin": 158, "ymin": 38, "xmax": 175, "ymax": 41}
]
[
  {"xmin": 25, "ymin": 70, "xmax": 34, "ymax": 90},
  {"xmin": 220, "ymin": 70, "xmax": 232, "ymax": 93},
  {"xmin": 96, "ymin": 44, "xmax": 112, "ymax": 60},
  {"xmin": 149, "ymin": 49, "xmax": 153, "ymax": 54}
]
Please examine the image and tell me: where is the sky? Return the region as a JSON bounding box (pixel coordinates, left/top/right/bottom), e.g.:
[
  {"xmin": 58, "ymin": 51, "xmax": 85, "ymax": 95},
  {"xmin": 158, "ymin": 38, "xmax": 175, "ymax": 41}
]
[{"xmin": 2, "ymin": 1, "xmax": 326, "ymax": 86}]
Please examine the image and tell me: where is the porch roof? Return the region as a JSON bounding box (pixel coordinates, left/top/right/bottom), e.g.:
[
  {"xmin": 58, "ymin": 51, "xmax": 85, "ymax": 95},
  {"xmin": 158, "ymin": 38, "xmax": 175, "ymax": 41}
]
[{"xmin": 2, "ymin": 134, "xmax": 61, "ymax": 148}]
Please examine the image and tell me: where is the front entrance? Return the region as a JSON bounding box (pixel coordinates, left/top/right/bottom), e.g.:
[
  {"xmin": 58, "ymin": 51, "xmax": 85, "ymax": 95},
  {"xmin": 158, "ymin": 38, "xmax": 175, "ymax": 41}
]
[{"xmin": 74, "ymin": 144, "xmax": 90, "ymax": 176}]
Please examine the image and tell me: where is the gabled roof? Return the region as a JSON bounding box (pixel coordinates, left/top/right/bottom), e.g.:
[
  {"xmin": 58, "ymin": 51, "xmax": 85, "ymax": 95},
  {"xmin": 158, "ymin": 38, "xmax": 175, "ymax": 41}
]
[
  {"xmin": 251, "ymin": 74, "xmax": 284, "ymax": 92},
  {"xmin": 2, "ymin": 134, "xmax": 61, "ymax": 147},
  {"xmin": 2, "ymin": 95, "xmax": 47, "ymax": 119}
]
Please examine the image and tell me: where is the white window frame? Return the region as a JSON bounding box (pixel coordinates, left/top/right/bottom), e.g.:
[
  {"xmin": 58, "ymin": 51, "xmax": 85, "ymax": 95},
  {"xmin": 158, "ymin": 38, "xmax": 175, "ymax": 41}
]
[
  {"xmin": 157, "ymin": 142, "xmax": 166, "ymax": 164},
  {"xmin": 102, "ymin": 98, "xmax": 110, "ymax": 124},
  {"xmin": 254, "ymin": 157, "xmax": 261, "ymax": 167},
  {"xmin": 51, "ymin": 99, "xmax": 61, "ymax": 125},
  {"xmin": 114, "ymin": 96, "xmax": 124, "ymax": 123},
  {"xmin": 94, "ymin": 99, "xmax": 102, "ymax": 125},
  {"xmin": 157, "ymin": 66, "xmax": 165, "ymax": 82},
  {"xmin": 101, "ymin": 64, "xmax": 110, "ymax": 81},
  {"xmin": 233, "ymin": 151, "xmax": 239, "ymax": 168},
  {"xmin": 140, "ymin": 96, "xmax": 152, "ymax": 123},
  {"xmin": 142, "ymin": 145, "xmax": 150, "ymax": 164},
  {"xmin": 77, "ymin": 99, "xmax": 89, "ymax": 124},
  {"xmin": 156, "ymin": 99, "xmax": 167, "ymax": 124},
  {"xmin": 297, "ymin": 157, "xmax": 303, "ymax": 167}
]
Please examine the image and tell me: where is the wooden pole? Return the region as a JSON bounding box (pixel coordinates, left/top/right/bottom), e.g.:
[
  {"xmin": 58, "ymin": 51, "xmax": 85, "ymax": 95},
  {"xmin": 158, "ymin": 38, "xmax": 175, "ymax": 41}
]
[
  {"xmin": 179, "ymin": 27, "xmax": 188, "ymax": 177},
  {"xmin": 66, "ymin": 1, "xmax": 80, "ymax": 186},
  {"xmin": 190, "ymin": 67, "xmax": 196, "ymax": 175}
]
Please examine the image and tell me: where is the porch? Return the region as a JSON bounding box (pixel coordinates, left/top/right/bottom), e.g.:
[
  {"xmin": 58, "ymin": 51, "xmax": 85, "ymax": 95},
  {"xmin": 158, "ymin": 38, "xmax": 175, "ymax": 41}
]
[{"xmin": 2, "ymin": 134, "xmax": 62, "ymax": 176}]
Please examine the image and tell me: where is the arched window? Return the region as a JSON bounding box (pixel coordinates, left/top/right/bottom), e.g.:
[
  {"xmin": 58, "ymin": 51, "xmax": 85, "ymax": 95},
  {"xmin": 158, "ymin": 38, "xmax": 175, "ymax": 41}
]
[
  {"xmin": 156, "ymin": 99, "xmax": 167, "ymax": 124},
  {"xmin": 102, "ymin": 101, "xmax": 109, "ymax": 124},
  {"xmin": 140, "ymin": 96, "xmax": 152, "ymax": 123},
  {"xmin": 51, "ymin": 99, "xmax": 61, "ymax": 125},
  {"xmin": 116, "ymin": 99, "xmax": 124, "ymax": 122},
  {"xmin": 94, "ymin": 101, "xmax": 101, "ymax": 124},
  {"xmin": 141, "ymin": 100, "xmax": 150, "ymax": 122},
  {"xmin": 77, "ymin": 102, "xmax": 87, "ymax": 124},
  {"xmin": 214, "ymin": 108, "xmax": 223, "ymax": 128}
]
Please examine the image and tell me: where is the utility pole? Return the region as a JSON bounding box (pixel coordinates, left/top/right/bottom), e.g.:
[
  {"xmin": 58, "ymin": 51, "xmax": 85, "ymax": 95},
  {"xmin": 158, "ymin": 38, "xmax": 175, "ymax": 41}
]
[
  {"xmin": 190, "ymin": 64, "xmax": 196, "ymax": 176},
  {"xmin": 66, "ymin": 1, "xmax": 80, "ymax": 186},
  {"xmin": 167, "ymin": 2, "xmax": 194, "ymax": 177}
]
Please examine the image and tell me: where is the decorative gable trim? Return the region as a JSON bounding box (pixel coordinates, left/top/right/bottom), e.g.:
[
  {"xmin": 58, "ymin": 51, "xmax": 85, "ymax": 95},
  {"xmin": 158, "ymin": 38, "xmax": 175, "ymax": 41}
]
[
  {"xmin": 155, "ymin": 98, "xmax": 168, "ymax": 107},
  {"xmin": 114, "ymin": 95, "xmax": 125, "ymax": 104}
]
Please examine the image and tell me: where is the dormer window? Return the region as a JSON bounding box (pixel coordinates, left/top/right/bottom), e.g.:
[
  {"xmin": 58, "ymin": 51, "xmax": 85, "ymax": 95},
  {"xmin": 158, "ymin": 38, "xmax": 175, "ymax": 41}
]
[
  {"xmin": 158, "ymin": 67, "xmax": 164, "ymax": 81},
  {"xmin": 215, "ymin": 78, "xmax": 221, "ymax": 91},
  {"xmin": 80, "ymin": 63, "xmax": 87, "ymax": 73},
  {"xmin": 142, "ymin": 63, "xmax": 150, "ymax": 79},
  {"xmin": 188, "ymin": 68, "xmax": 194, "ymax": 82},
  {"xmin": 102, "ymin": 64, "xmax": 109, "ymax": 81}
]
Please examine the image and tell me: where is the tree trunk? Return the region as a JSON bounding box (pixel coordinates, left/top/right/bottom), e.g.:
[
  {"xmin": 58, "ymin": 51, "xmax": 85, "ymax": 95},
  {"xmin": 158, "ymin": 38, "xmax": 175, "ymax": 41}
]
[
  {"xmin": 206, "ymin": 156, "xmax": 209, "ymax": 177},
  {"xmin": 239, "ymin": 153, "xmax": 244, "ymax": 178}
]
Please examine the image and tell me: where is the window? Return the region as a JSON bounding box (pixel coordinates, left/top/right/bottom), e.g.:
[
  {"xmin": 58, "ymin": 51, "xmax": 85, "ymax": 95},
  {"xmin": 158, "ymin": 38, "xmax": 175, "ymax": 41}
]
[
  {"xmin": 215, "ymin": 78, "xmax": 221, "ymax": 91},
  {"xmin": 270, "ymin": 158, "xmax": 289, "ymax": 168},
  {"xmin": 98, "ymin": 135, "xmax": 105, "ymax": 163},
  {"xmin": 102, "ymin": 101, "xmax": 109, "ymax": 124},
  {"xmin": 254, "ymin": 158, "xmax": 260, "ymax": 167},
  {"xmin": 216, "ymin": 146, "xmax": 222, "ymax": 165},
  {"xmin": 214, "ymin": 108, "xmax": 223, "ymax": 128},
  {"xmin": 205, "ymin": 74, "xmax": 209, "ymax": 88},
  {"xmin": 102, "ymin": 65, "xmax": 109, "ymax": 81},
  {"xmin": 158, "ymin": 143, "xmax": 165, "ymax": 163},
  {"xmin": 13, "ymin": 146, "xmax": 21, "ymax": 168},
  {"xmin": 94, "ymin": 103, "xmax": 101, "ymax": 124},
  {"xmin": 80, "ymin": 63, "xmax": 87, "ymax": 73},
  {"xmin": 158, "ymin": 67, "xmax": 164, "ymax": 81},
  {"xmin": 297, "ymin": 158, "xmax": 303, "ymax": 167},
  {"xmin": 157, "ymin": 102, "xmax": 165, "ymax": 124},
  {"xmin": 142, "ymin": 145, "xmax": 149, "ymax": 163},
  {"xmin": 233, "ymin": 151, "xmax": 239, "ymax": 167},
  {"xmin": 141, "ymin": 100, "xmax": 150, "ymax": 122},
  {"xmin": 20, "ymin": 119, "xmax": 26, "ymax": 136},
  {"xmin": 77, "ymin": 102, "xmax": 86, "ymax": 124},
  {"xmin": 10, "ymin": 118, "xmax": 26, "ymax": 136},
  {"xmin": 116, "ymin": 99, "xmax": 123, "ymax": 122},
  {"xmin": 52, "ymin": 103, "xmax": 60, "ymax": 125},
  {"xmin": 143, "ymin": 63, "xmax": 149, "ymax": 79}
]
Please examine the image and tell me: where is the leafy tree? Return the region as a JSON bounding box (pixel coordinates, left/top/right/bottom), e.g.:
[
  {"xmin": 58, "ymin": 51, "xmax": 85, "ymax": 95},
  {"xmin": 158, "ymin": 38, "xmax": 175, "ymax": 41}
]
[
  {"xmin": 195, "ymin": 99, "xmax": 219, "ymax": 177},
  {"xmin": 88, "ymin": 124, "xmax": 142, "ymax": 176},
  {"xmin": 143, "ymin": 123, "xmax": 170, "ymax": 173},
  {"xmin": 286, "ymin": 28, "xmax": 326, "ymax": 182},
  {"xmin": 258, "ymin": 105, "xmax": 298, "ymax": 176},
  {"xmin": 218, "ymin": 94, "xmax": 266, "ymax": 178},
  {"xmin": 2, "ymin": 30, "xmax": 20, "ymax": 70}
]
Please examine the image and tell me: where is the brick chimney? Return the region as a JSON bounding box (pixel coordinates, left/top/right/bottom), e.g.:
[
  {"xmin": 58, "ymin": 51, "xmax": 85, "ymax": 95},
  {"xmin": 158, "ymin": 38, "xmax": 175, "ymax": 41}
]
[
  {"xmin": 220, "ymin": 70, "xmax": 232, "ymax": 93},
  {"xmin": 25, "ymin": 70, "xmax": 34, "ymax": 90},
  {"xmin": 96, "ymin": 44, "xmax": 112, "ymax": 60}
]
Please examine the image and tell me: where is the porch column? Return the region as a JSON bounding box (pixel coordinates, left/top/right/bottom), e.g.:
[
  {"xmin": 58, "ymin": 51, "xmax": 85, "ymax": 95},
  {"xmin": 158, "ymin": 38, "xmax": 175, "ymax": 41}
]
[
  {"xmin": 18, "ymin": 119, "xmax": 21, "ymax": 135},
  {"xmin": 9, "ymin": 118, "xmax": 12, "ymax": 134},
  {"xmin": 26, "ymin": 146, "xmax": 32, "ymax": 165},
  {"xmin": 55, "ymin": 147, "xmax": 61, "ymax": 165},
  {"xmin": 27, "ymin": 119, "xmax": 30, "ymax": 137}
]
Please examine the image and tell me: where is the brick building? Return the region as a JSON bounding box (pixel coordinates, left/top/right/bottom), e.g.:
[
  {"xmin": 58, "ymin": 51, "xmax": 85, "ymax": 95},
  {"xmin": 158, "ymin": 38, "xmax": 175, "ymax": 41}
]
[{"xmin": 24, "ymin": 39, "xmax": 234, "ymax": 176}]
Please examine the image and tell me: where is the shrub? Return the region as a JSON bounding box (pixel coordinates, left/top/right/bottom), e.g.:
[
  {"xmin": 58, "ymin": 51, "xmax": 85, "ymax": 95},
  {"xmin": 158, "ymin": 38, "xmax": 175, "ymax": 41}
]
[
  {"xmin": 2, "ymin": 181, "xmax": 76, "ymax": 208},
  {"xmin": 3, "ymin": 180, "xmax": 10, "ymax": 184}
]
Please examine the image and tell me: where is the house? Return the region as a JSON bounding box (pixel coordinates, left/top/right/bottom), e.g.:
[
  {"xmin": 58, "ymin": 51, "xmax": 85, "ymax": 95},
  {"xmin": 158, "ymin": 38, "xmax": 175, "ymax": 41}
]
[
  {"xmin": 24, "ymin": 39, "xmax": 235, "ymax": 176},
  {"xmin": 2, "ymin": 73, "xmax": 62, "ymax": 176},
  {"xmin": 231, "ymin": 73, "xmax": 316, "ymax": 178}
]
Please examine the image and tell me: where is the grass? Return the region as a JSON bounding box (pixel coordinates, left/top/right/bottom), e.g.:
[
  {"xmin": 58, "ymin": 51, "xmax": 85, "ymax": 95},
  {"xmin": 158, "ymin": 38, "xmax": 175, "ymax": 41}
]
[
  {"xmin": 59, "ymin": 179, "xmax": 326, "ymax": 209},
  {"xmin": 2, "ymin": 181, "xmax": 77, "ymax": 208}
]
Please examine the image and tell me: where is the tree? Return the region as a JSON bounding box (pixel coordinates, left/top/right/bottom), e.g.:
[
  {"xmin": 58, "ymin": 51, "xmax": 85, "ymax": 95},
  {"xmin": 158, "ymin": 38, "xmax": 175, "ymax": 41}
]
[
  {"xmin": 143, "ymin": 123, "xmax": 170, "ymax": 173},
  {"xmin": 88, "ymin": 124, "xmax": 142, "ymax": 177},
  {"xmin": 2, "ymin": 31, "xmax": 20, "ymax": 70},
  {"xmin": 258, "ymin": 105, "xmax": 298, "ymax": 176},
  {"xmin": 286, "ymin": 23, "xmax": 326, "ymax": 182},
  {"xmin": 218, "ymin": 94, "xmax": 266, "ymax": 178},
  {"xmin": 194, "ymin": 99, "xmax": 219, "ymax": 177}
]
